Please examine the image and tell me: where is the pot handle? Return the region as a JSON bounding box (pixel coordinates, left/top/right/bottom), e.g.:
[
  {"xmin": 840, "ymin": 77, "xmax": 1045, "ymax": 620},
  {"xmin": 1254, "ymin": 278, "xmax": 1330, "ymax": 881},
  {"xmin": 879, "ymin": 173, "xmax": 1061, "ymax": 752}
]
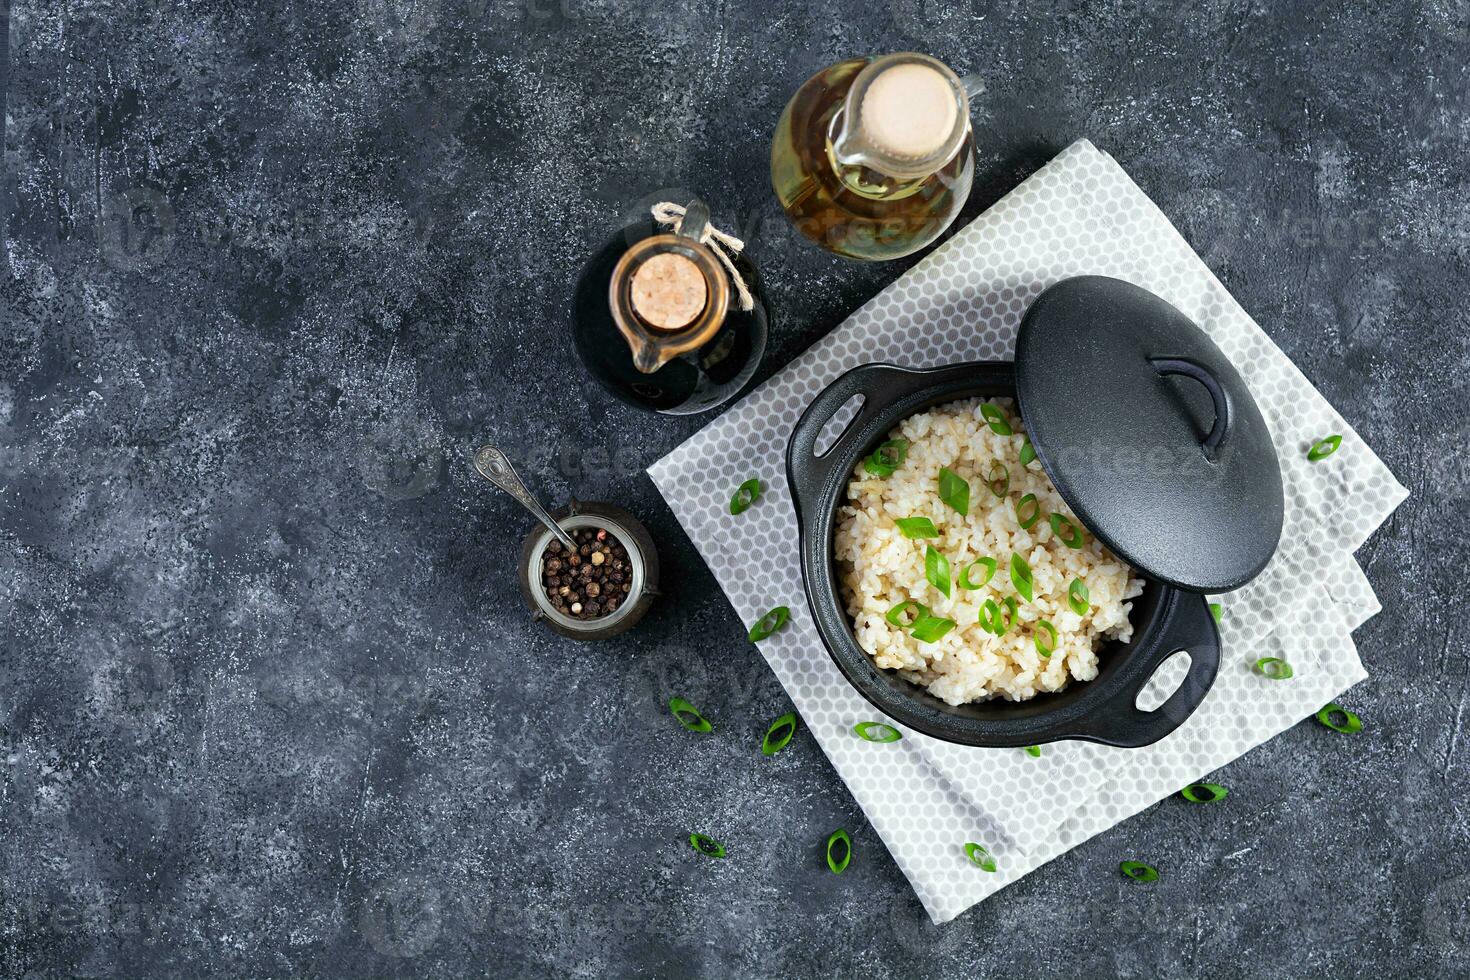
[
  {"xmin": 786, "ymin": 362, "xmax": 978, "ymax": 512},
  {"xmin": 1067, "ymin": 592, "xmax": 1221, "ymax": 748}
]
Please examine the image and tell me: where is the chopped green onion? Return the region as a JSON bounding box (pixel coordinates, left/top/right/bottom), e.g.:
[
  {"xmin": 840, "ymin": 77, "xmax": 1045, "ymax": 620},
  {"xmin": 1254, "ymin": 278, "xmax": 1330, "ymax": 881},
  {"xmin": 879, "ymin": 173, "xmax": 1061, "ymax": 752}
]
[
  {"xmin": 1068, "ymin": 578, "xmax": 1090, "ymax": 616},
  {"xmin": 747, "ymin": 606, "xmax": 790, "ymax": 642},
  {"xmin": 978, "ymin": 596, "xmax": 1018, "ymax": 636},
  {"xmin": 1019, "ymin": 438, "xmax": 1036, "ymax": 467},
  {"xmin": 864, "ymin": 438, "xmax": 909, "ymax": 477},
  {"xmin": 895, "ymin": 516, "xmax": 940, "ymax": 539},
  {"xmin": 826, "ymin": 829, "xmax": 851, "ymax": 874},
  {"xmin": 964, "ymin": 842, "xmax": 997, "ymax": 872},
  {"xmin": 958, "ymin": 557, "xmax": 997, "ymax": 590},
  {"xmin": 1209, "ymin": 602, "xmax": 1223, "ymax": 623},
  {"xmin": 1316, "ymin": 703, "xmax": 1362, "ymax": 734},
  {"xmin": 1015, "ymin": 493, "xmax": 1041, "ymax": 530},
  {"xmin": 978, "ymin": 599, "xmax": 1001, "ymax": 634},
  {"xmin": 910, "ymin": 612, "xmax": 956, "ymax": 643},
  {"xmin": 1254, "ymin": 657, "xmax": 1294, "ymax": 680},
  {"xmin": 1010, "ymin": 553, "xmax": 1033, "ymax": 602},
  {"xmin": 1121, "ymin": 861, "xmax": 1158, "ymax": 882},
  {"xmin": 854, "ymin": 721, "xmax": 902, "ymax": 743},
  {"xmin": 729, "ymin": 478, "xmax": 761, "ymax": 515},
  {"xmin": 1024, "ymin": 745, "xmax": 1041, "ymax": 758},
  {"xmin": 762, "ymin": 712, "xmax": 797, "ymax": 756},
  {"xmin": 885, "ymin": 600, "xmax": 926, "ymax": 628},
  {"xmin": 937, "ymin": 467, "xmax": 970, "ymax": 517},
  {"xmin": 987, "ymin": 461, "xmax": 1010, "ymax": 498},
  {"xmin": 1049, "ymin": 513, "xmax": 1084, "ymax": 548},
  {"xmin": 1033, "ymin": 620, "xmax": 1057, "ymax": 657},
  {"xmin": 689, "ymin": 833, "xmax": 726, "ymax": 858},
  {"xmin": 925, "ymin": 546, "xmax": 951, "ymax": 598},
  {"xmin": 980, "ymin": 403, "xmax": 1013, "ymax": 435},
  {"xmin": 668, "ymin": 697, "xmax": 712, "ymax": 733},
  {"xmin": 1307, "ymin": 434, "xmax": 1342, "ymax": 462},
  {"xmin": 1180, "ymin": 783, "xmax": 1228, "ymax": 804}
]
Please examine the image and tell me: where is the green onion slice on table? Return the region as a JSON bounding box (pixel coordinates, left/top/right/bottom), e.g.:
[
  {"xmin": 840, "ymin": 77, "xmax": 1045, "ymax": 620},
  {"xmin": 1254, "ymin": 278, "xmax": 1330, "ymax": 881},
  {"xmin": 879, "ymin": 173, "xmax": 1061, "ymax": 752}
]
[
  {"xmin": 747, "ymin": 606, "xmax": 790, "ymax": 642},
  {"xmin": 938, "ymin": 467, "xmax": 970, "ymax": 516},
  {"xmin": 1316, "ymin": 703, "xmax": 1362, "ymax": 733},
  {"xmin": 1033, "ymin": 620, "xmax": 1057, "ymax": 657},
  {"xmin": 854, "ymin": 721, "xmax": 902, "ymax": 743},
  {"xmin": 1307, "ymin": 434, "xmax": 1342, "ymax": 462},
  {"xmin": 1068, "ymin": 578, "xmax": 1090, "ymax": 616},
  {"xmin": 910, "ymin": 612, "xmax": 956, "ymax": 643},
  {"xmin": 1180, "ymin": 783, "xmax": 1228, "ymax": 804},
  {"xmin": 688, "ymin": 833, "xmax": 726, "ymax": 858},
  {"xmin": 1019, "ymin": 438, "xmax": 1036, "ymax": 467},
  {"xmin": 762, "ymin": 712, "xmax": 797, "ymax": 756},
  {"xmin": 1254, "ymin": 657, "xmax": 1294, "ymax": 680},
  {"xmin": 1010, "ymin": 553, "xmax": 1034, "ymax": 602},
  {"xmin": 729, "ymin": 478, "xmax": 761, "ymax": 515},
  {"xmin": 1015, "ymin": 493, "xmax": 1041, "ymax": 530},
  {"xmin": 1049, "ymin": 513, "xmax": 1084, "ymax": 549},
  {"xmin": 925, "ymin": 546, "xmax": 951, "ymax": 598},
  {"xmin": 1024, "ymin": 745, "xmax": 1041, "ymax": 758},
  {"xmin": 959, "ymin": 557, "xmax": 997, "ymax": 590},
  {"xmin": 865, "ymin": 438, "xmax": 909, "ymax": 477},
  {"xmin": 1121, "ymin": 861, "xmax": 1159, "ymax": 882},
  {"xmin": 980, "ymin": 403, "xmax": 1013, "ymax": 435},
  {"xmin": 987, "ymin": 461, "xmax": 1010, "ymax": 498},
  {"xmin": 964, "ymin": 842, "xmax": 998, "ymax": 872},
  {"xmin": 1209, "ymin": 602, "xmax": 1223, "ymax": 623},
  {"xmin": 668, "ymin": 697, "xmax": 712, "ymax": 733},
  {"xmin": 895, "ymin": 516, "xmax": 940, "ymax": 538},
  {"xmin": 826, "ymin": 829, "xmax": 852, "ymax": 874},
  {"xmin": 885, "ymin": 600, "xmax": 926, "ymax": 628}
]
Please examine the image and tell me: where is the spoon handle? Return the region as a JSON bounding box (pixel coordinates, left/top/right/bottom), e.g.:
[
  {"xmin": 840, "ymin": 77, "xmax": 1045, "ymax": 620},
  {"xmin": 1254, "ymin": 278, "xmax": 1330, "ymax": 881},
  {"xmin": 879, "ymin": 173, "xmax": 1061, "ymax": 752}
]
[{"xmin": 473, "ymin": 446, "xmax": 578, "ymax": 551}]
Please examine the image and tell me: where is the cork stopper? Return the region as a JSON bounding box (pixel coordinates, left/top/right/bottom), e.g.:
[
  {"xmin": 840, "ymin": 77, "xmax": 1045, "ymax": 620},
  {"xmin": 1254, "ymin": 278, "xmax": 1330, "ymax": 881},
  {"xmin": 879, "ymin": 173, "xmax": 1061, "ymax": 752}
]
[
  {"xmin": 859, "ymin": 62, "xmax": 959, "ymax": 160},
  {"xmin": 629, "ymin": 253, "xmax": 708, "ymax": 331}
]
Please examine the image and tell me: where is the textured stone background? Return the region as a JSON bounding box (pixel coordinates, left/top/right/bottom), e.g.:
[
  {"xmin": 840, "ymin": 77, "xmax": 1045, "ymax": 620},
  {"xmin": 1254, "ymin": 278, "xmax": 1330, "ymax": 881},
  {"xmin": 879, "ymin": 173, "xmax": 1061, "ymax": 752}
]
[{"xmin": 1, "ymin": 0, "xmax": 1466, "ymax": 977}]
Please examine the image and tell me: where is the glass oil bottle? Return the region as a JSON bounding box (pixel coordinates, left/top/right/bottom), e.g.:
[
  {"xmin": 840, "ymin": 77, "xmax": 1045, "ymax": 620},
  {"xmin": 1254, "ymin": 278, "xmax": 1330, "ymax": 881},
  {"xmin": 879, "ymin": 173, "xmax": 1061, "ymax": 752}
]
[
  {"xmin": 571, "ymin": 199, "xmax": 768, "ymax": 416},
  {"xmin": 771, "ymin": 52, "xmax": 984, "ymax": 261}
]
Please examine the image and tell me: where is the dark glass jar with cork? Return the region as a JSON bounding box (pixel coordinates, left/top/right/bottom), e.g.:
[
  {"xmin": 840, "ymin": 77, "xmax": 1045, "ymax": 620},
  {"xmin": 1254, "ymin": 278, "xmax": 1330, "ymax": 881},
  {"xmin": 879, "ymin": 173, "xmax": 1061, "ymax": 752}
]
[{"xmin": 571, "ymin": 198, "xmax": 768, "ymax": 415}]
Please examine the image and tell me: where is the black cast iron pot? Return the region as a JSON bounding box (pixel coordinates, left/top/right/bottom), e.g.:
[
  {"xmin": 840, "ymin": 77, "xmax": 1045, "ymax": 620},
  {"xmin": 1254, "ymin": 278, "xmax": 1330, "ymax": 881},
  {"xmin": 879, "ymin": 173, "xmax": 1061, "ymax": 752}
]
[{"xmin": 784, "ymin": 277, "xmax": 1284, "ymax": 749}]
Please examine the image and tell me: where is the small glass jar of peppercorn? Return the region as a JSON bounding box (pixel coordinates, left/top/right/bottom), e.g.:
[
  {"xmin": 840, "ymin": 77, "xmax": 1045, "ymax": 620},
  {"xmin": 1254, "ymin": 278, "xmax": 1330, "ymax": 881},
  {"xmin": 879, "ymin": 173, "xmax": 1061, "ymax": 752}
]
[{"xmin": 517, "ymin": 500, "xmax": 659, "ymax": 640}]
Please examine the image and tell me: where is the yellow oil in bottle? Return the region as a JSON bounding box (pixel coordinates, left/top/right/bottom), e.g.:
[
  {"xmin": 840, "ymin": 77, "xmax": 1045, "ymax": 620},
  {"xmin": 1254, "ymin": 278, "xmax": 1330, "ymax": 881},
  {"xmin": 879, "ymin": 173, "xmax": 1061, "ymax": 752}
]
[{"xmin": 771, "ymin": 58, "xmax": 975, "ymax": 261}]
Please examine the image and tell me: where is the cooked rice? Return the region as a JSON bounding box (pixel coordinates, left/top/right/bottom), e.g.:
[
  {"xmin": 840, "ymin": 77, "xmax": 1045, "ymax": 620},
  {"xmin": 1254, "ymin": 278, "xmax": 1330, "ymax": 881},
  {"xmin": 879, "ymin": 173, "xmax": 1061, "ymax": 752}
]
[{"xmin": 834, "ymin": 397, "xmax": 1144, "ymax": 705}]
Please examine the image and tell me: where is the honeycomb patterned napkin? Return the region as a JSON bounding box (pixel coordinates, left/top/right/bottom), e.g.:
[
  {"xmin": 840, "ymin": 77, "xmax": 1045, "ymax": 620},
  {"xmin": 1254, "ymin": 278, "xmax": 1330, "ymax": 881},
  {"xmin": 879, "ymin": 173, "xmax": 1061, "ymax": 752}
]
[{"xmin": 647, "ymin": 139, "xmax": 1408, "ymax": 923}]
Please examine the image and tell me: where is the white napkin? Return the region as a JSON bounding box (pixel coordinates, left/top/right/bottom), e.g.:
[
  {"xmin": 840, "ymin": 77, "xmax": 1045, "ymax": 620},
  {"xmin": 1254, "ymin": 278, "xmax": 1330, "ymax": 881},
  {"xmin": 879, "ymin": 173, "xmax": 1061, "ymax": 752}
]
[{"xmin": 647, "ymin": 139, "xmax": 1408, "ymax": 923}]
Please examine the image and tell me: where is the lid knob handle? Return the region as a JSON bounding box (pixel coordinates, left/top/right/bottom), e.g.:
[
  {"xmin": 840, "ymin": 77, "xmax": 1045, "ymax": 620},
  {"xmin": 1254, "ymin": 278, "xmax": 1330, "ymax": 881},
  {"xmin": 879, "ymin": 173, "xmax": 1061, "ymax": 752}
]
[{"xmin": 1149, "ymin": 357, "xmax": 1233, "ymax": 461}]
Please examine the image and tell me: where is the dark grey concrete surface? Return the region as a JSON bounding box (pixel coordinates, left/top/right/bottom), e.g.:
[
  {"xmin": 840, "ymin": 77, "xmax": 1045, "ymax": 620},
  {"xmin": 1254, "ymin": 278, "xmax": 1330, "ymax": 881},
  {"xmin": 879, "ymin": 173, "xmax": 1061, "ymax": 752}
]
[{"xmin": 0, "ymin": 1, "xmax": 1466, "ymax": 977}]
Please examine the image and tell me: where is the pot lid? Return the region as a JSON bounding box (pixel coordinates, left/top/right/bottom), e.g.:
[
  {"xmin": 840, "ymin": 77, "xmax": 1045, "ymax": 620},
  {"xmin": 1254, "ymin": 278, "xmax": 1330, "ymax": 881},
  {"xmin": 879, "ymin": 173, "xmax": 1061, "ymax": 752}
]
[{"xmin": 1014, "ymin": 276, "xmax": 1284, "ymax": 593}]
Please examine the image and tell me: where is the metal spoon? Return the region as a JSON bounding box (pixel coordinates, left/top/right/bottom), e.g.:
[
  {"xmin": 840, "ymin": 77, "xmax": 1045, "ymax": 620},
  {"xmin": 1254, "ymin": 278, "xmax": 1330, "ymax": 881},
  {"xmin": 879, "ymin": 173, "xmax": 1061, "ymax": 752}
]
[{"xmin": 472, "ymin": 445, "xmax": 578, "ymax": 552}]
